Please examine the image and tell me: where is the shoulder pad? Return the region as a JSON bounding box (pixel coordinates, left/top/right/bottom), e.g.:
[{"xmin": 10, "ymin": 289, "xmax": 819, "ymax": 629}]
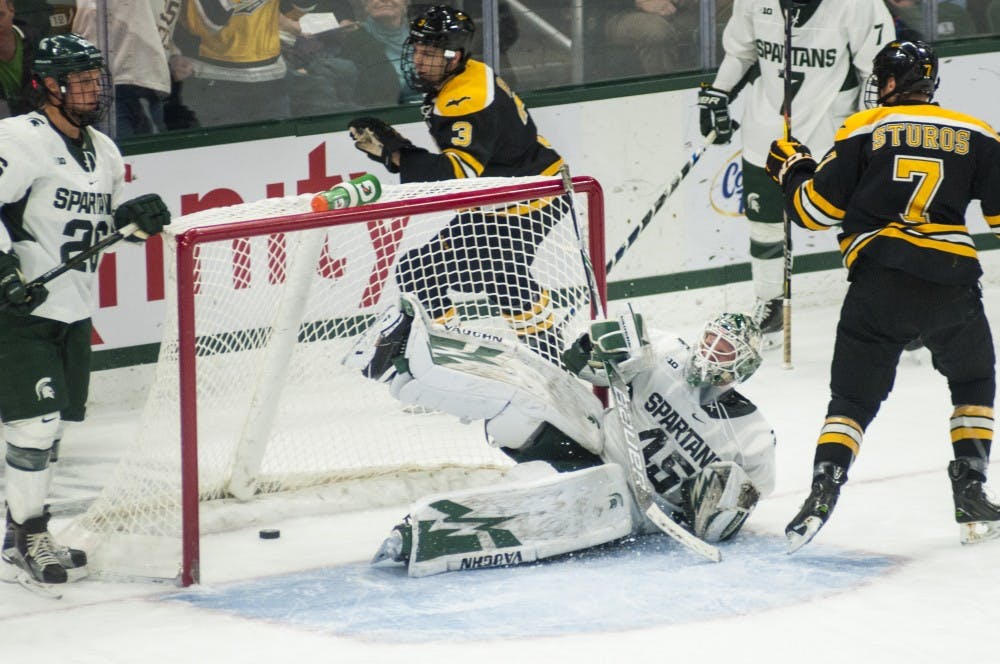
[{"xmin": 435, "ymin": 60, "xmax": 494, "ymax": 117}]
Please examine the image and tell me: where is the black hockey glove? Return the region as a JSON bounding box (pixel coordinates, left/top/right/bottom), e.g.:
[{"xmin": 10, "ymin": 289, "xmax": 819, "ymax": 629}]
[
  {"xmin": 765, "ymin": 136, "xmax": 817, "ymax": 189},
  {"xmin": 114, "ymin": 193, "xmax": 171, "ymax": 243},
  {"xmin": 697, "ymin": 84, "xmax": 734, "ymax": 145},
  {"xmin": 348, "ymin": 117, "xmax": 414, "ymax": 174},
  {"xmin": 0, "ymin": 250, "xmax": 48, "ymax": 315}
]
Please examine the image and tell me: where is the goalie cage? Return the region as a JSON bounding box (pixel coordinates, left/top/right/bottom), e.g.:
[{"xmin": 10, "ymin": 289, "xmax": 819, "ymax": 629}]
[{"xmin": 60, "ymin": 175, "xmax": 607, "ymax": 585}]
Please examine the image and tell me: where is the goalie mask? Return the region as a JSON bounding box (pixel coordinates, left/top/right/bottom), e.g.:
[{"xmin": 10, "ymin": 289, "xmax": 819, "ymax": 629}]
[
  {"xmin": 685, "ymin": 313, "xmax": 762, "ymax": 388},
  {"xmin": 401, "ymin": 4, "xmax": 476, "ymax": 93},
  {"xmin": 32, "ymin": 33, "xmax": 112, "ymax": 127},
  {"xmin": 864, "ymin": 40, "xmax": 939, "ymax": 109}
]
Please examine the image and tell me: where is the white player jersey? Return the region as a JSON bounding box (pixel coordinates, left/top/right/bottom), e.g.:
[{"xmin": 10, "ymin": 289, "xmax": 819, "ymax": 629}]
[
  {"xmin": 0, "ymin": 111, "xmax": 125, "ymax": 323},
  {"xmin": 601, "ymin": 335, "xmax": 776, "ymax": 516},
  {"xmin": 713, "ymin": 0, "xmax": 895, "ymax": 165}
]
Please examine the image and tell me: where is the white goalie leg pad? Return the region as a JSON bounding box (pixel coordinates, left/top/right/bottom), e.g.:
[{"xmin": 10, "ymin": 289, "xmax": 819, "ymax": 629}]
[
  {"xmin": 406, "ymin": 463, "xmax": 635, "ymax": 577},
  {"xmin": 4, "ymin": 413, "xmax": 60, "ymax": 524},
  {"xmin": 689, "ymin": 461, "xmax": 760, "ymax": 543},
  {"xmin": 394, "ymin": 299, "xmax": 604, "ymax": 454}
]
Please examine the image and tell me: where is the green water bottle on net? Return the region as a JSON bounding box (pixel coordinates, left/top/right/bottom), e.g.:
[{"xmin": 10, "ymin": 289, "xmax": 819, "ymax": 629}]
[{"xmin": 311, "ymin": 174, "xmax": 382, "ymax": 211}]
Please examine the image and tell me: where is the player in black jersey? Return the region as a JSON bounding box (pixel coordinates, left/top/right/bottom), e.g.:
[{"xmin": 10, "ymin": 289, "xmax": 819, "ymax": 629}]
[
  {"xmin": 765, "ymin": 40, "xmax": 1000, "ymax": 551},
  {"xmin": 348, "ymin": 4, "xmax": 569, "ymax": 363}
]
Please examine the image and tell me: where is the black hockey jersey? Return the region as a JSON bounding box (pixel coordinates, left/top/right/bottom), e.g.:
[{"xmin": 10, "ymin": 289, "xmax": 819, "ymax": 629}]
[
  {"xmin": 786, "ymin": 102, "xmax": 1000, "ymax": 285},
  {"xmin": 399, "ymin": 59, "xmax": 564, "ymax": 183}
]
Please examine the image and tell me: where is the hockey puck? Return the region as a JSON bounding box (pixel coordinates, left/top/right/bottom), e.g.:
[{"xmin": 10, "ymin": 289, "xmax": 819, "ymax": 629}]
[{"xmin": 259, "ymin": 529, "xmax": 281, "ymax": 540}]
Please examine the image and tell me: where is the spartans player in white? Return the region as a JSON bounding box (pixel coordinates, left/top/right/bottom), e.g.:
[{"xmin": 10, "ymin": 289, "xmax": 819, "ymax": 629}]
[
  {"xmin": 0, "ymin": 34, "xmax": 170, "ymax": 589},
  {"xmin": 697, "ymin": 0, "xmax": 894, "ymax": 334},
  {"xmin": 345, "ymin": 296, "xmax": 776, "ymax": 576}
]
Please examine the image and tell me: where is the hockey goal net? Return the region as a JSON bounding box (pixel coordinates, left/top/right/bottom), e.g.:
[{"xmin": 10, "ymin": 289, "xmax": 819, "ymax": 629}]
[{"xmin": 62, "ymin": 175, "xmax": 606, "ymax": 585}]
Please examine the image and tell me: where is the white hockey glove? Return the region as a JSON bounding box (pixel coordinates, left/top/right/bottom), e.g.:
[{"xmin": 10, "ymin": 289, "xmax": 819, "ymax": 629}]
[{"xmin": 684, "ymin": 461, "xmax": 760, "ymax": 543}]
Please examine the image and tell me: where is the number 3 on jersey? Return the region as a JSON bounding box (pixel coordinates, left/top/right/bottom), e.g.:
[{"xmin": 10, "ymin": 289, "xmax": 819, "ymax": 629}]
[{"xmin": 61, "ymin": 219, "xmax": 111, "ymax": 272}]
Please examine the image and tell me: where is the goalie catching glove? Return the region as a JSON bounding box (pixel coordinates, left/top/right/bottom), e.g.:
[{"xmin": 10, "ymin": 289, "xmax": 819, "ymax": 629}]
[
  {"xmin": 0, "ymin": 251, "xmax": 47, "ymax": 315},
  {"xmin": 562, "ymin": 313, "xmax": 648, "ymax": 380},
  {"xmin": 348, "ymin": 117, "xmax": 415, "ymax": 174},
  {"xmin": 765, "ymin": 136, "xmax": 817, "ymax": 189},
  {"xmin": 114, "ymin": 193, "xmax": 171, "ymax": 242}
]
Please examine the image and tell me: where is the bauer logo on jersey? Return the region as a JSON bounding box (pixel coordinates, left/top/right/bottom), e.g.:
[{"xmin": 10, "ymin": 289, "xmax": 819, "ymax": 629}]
[{"xmin": 35, "ymin": 377, "xmax": 56, "ymax": 400}]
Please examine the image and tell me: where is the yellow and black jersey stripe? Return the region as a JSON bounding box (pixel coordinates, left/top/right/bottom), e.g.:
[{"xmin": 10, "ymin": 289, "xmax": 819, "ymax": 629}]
[
  {"xmin": 399, "ymin": 59, "xmax": 563, "ymax": 183},
  {"xmin": 786, "ymin": 103, "xmax": 1000, "ymax": 285}
]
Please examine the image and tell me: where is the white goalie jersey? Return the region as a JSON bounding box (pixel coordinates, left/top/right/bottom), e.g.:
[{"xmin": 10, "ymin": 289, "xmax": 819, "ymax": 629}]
[
  {"xmin": 599, "ymin": 333, "xmax": 776, "ymax": 523},
  {"xmin": 351, "ymin": 300, "xmax": 777, "ymax": 576},
  {"xmin": 713, "ymin": 0, "xmax": 895, "ymax": 165}
]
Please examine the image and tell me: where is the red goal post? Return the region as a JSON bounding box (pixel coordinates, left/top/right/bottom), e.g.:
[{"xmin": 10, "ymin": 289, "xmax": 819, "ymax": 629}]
[{"xmin": 63, "ymin": 175, "xmax": 606, "ymax": 586}]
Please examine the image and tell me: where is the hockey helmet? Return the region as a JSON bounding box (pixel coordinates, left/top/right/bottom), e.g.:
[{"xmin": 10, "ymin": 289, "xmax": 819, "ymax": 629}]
[
  {"xmin": 32, "ymin": 33, "xmax": 111, "ymax": 126},
  {"xmin": 864, "ymin": 40, "xmax": 939, "ymax": 108},
  {"xmin": 685, "ymin": 313, "xmax": 763, "ymax": 388},
  {"xmin": 402, "ymin": 5, "xmax": 476, "ymax": 92}
]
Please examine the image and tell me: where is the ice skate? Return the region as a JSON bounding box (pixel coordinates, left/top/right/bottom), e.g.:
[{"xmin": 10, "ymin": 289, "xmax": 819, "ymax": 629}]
[
  {"xmin": 785, "ymin": 462, "xmax": 848, "ymax": 553},
  {"xmin": 948, "ymin": 460, "xmax": 1000, "ymax": 545},
  {"xmin": 2, "ymin": 513, "xmax": 68, "ymax": 588},
  {"xmin": 371, "ymin": 520, "xmax": 412, "ymax": 565},
  {"xmin": 343, "ymin": 301, "xmax": 414, "ymax": 382},
  {"xmin": 752, "ymin": 297, "xmax": 783, "ymax": 337},
  {"xmin": 5, "ymin": 506, "xmax": 87, "ymax": 576}
]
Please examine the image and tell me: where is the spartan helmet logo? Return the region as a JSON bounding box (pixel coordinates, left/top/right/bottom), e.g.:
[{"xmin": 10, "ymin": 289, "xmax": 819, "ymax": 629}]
[
  {"xmin": 747, "ymin": 193, "xmax": 761, "ymax": 213},
  {"xmin": 35, "ymin": 377, "xmax": 56, "ymax": 400}
]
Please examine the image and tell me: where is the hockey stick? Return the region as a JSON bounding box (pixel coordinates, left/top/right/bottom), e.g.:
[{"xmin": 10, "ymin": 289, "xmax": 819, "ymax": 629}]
[
  {"xmin": 0, "ymin": 222, "xmax": 139, "ymax": 312},
  {"xmin": 780, "ymin": 4, "xmax": 796, "ymax": 370},
  {"xmin": 604, "ymin": 131, "xmax": 717, "ymax": 275},
  {"xmin": 602, "ymin": 305, "xmax": 722, "ymax": 563}
]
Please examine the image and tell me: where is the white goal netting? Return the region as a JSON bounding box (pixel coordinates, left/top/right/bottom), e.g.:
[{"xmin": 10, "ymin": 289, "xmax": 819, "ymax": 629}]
[{"xmin": 62, "ymin": 175, "xmax": 605, "ymax": 582}]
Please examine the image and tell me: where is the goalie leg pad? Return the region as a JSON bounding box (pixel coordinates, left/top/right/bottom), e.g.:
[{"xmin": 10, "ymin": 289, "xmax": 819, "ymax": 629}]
[
  {"xmin": 402, "ymin": 463, "xmax": 635, "ymax": 577},
  {"xmin": 688, "ymin": 461, "xmax": 760, "ymax": 543}
]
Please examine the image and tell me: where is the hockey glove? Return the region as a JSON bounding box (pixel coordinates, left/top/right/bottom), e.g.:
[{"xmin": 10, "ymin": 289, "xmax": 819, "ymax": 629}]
[
  {"xmin": 697, "ymin": 84, "xmax": 734, "ymax": 145},
  {"xmin": 0, "ymin": 251, "xmax": 48, "ymax": 315},
  {"xmin": 765, "ymin": 136, "xmax": 817, "ymax": 189},
  {"xmin": 114, "ymin": 193, "xmax": 171, "ymax": 242},
  {"xmin": 587, "ymin": 314, "xmax": 647, "ymax": 369},
  {"xmin": 348, "ymin": 117, "xmax": 414, "ymax": 174}
]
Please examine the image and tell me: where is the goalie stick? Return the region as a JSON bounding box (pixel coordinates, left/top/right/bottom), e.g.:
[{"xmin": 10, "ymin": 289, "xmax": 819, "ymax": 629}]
[
  {"xmin": 0, "ymin": 222, "xmax": 139, "ymax": 312},
  {"xmin": 602, "ymin": 306, "xmax": 722, "ymax": 563}
]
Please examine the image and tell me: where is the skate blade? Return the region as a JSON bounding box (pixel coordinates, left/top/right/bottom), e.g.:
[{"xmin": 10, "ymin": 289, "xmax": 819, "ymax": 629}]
[
  {"xmin": 0, "ymin": 562, "xmax": 64, "ymax": 599},
  {"xmin": 958, "ymin": 521, "xmax": 1000, "ymax": 545},
  {"xmin": 786, "ymin": 516, "xmax": 824, "ymax": 554},
  {"xmin": 371, "ymin": 531, "xmax": 405, "ymax": 566}
]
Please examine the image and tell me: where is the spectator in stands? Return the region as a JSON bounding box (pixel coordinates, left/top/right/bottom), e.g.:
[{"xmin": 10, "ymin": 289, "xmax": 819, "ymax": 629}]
[
  {"xmin": 176, "ymin": 0, "xmax": 316, "ymax": 128},
  {"xmin": 884, "ymin": 0, "xmax": 976, "ymax": 39},
  {"xmin": 354, "ymin": 0, "xmax": 420, "ymax": 103},
  {"xmin": 73, "ymin": 0, "xmax": 173, "ymax": 138},
  {"xmin": 884, "ymin": 0, "xmax": 926, "ymax": 40},
  {"xmin": 604, "ymin": 0, "xmax": 699, "ymax": 77},
  {"xmin": 286, "ymin": 0, "xmax": 418, "ymax": 115},
  {"xmin": 0, "ymin": 0, "xmax": 39, "ymax": 118}
]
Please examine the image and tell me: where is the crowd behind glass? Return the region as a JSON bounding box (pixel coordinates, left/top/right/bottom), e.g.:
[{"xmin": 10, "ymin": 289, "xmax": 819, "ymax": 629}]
[{"xmin": 6, "ymin": 0, "xmax": 997, "ymax": 139}]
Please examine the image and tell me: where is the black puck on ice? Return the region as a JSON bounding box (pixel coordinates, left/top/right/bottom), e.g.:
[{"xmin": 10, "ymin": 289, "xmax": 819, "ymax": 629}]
[{"xmin": 259, "ymin": 528, "xmax": 281, "ymax": 540}]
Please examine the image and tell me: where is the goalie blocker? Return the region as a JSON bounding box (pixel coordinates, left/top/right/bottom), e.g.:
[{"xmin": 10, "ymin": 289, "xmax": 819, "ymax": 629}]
[{"xmin": 348, "ymin": 296, "xmax": 776, "ymax": 575}]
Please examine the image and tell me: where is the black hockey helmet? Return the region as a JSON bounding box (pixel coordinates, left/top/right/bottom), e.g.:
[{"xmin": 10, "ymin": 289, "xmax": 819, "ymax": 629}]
[
  {"xmin": 402, "ymin": 5, "xmax": 476, "ymax": 93},
  {"xmin": 864, "ymin": 40, "xmax": 939, "ymax": 108},
  {"xmin": 31, "ymin": 33, "xmax": 111, "ymax": 126}
]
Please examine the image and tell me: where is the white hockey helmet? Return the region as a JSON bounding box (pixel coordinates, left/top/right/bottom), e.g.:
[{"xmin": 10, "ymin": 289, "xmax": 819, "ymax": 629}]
[{"xmin": 685, "ymin": 313, "xmax": 762, "ymax": 388}]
